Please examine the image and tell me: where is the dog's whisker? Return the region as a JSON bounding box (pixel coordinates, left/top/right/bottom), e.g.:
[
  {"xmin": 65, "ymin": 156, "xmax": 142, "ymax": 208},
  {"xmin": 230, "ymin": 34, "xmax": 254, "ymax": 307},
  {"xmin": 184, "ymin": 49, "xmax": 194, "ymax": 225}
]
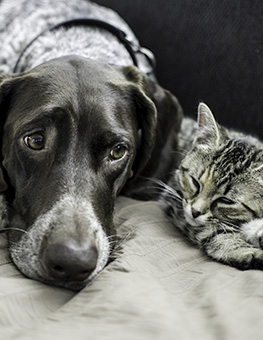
[
  {"xmin": 0, "ymin": 227, "xmax": 29, "ymax": 235},
  {"xmin": 107, "ymin": 235, "xmax": 117, "ymax": 240},
  {"xmin": 106, "ymin": 235, "xmax": 118, "ymax": 246},
  {"xmin": 0, "ymin": 261, "xmax": 13, "ymax": 266},
  {"xmin": 107, "ymin": 239, "xmax": 118, "ymax": 246},
  {"xmin": 109, "ymin": 230, "xmax": 135, "ymax": 258},
  {"xmin": 6, "ymin": 240, "xmax": 18, "ymax": 246}
]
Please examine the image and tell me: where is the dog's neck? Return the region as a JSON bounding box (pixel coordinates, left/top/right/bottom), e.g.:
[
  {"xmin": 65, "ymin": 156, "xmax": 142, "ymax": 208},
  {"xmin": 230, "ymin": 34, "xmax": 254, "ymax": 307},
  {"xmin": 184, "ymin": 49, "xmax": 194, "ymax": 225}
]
[{"xmin": 14, "ymin": 18, "xmax": 155, "ymax": 76}]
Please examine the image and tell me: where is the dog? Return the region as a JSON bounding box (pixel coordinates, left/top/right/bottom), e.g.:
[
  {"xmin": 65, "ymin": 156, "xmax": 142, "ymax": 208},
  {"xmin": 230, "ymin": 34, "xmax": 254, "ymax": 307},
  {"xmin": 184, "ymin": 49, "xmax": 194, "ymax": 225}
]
[{"xmin": 0, "ymin": 0, "xmax": 183, "ymax": 290}]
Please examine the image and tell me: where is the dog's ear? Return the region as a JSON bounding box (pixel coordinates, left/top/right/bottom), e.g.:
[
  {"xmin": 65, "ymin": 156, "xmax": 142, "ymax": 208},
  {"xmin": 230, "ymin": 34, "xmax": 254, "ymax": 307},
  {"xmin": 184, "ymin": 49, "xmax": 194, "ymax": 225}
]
[
  {"xmin": 120, "ymin": 66, "xmax": 183, "ymax": 197},
  {"xmin": 124, "ymin": 71, "xmax": 158, "ymax": 176},
  {"xmin": 0, "ymin": 73, "xmax": 16, "ymax": 192}
]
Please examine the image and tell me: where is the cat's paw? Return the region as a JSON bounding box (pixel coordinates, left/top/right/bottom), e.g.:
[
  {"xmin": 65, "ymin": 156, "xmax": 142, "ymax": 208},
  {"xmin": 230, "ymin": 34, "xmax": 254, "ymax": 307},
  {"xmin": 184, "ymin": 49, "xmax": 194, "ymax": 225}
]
[
  {"xmin": 228, "ymin": 248, "xmax": 263, "ymax": 270},
  {"xmin": 203, "ymin": 233, "xmax": 263, "ymax": 270},
  {"xmin": 241, "ymin": 219, "xmax": 263, "ymax": 249}
]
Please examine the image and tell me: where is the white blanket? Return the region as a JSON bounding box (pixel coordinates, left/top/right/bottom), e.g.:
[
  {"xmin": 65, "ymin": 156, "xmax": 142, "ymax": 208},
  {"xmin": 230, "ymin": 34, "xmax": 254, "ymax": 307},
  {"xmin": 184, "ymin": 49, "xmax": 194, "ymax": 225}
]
[{"xmin": 1, "ymin": 197, "xmax": 263, "ymax": 340}]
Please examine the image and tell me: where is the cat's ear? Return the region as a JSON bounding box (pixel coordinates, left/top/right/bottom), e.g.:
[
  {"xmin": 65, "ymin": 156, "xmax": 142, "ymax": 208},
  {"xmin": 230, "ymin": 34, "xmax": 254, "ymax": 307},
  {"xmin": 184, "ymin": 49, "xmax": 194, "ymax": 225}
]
[{"xmin": 194, "ymin": 103, "xmax": 226, "ymax": 149}]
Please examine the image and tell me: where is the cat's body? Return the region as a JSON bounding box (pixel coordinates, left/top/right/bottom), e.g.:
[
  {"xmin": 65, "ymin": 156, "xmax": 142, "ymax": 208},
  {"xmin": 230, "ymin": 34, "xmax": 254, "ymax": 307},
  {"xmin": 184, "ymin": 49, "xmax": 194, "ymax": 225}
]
[{"xmin": 160, "ymin": 103, "xmax": 263, "ymax": 270}]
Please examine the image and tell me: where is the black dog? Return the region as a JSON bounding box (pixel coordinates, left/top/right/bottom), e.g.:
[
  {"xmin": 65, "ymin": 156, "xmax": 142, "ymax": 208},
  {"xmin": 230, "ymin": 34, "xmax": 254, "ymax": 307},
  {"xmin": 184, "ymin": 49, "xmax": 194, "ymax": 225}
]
[{"xmin": 0, "ymin": 0, "xmax": 182, "ymax": 290}]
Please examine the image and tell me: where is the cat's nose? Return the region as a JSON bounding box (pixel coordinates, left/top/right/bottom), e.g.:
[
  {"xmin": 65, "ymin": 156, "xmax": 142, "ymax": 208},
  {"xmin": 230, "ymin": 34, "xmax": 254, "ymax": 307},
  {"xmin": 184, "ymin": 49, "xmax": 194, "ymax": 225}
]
[{"xmin": 192, "ymin": 208, "xmax": 201, "ymax": 219}]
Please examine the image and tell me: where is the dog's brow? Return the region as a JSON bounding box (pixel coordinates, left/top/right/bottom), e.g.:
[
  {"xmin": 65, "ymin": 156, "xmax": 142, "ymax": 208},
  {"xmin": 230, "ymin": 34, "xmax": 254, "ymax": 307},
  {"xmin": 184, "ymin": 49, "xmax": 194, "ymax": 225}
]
[
  {"xmin": 34, "ymin": 106, "xmax": 68, "ymax": 120},
  {"xmin": 98, "ymin": 129, "xmax": 132, "ymax": 144},
  {"xmin": 16, "ymin": 108, "xmax": 69, "ymax": 134}
]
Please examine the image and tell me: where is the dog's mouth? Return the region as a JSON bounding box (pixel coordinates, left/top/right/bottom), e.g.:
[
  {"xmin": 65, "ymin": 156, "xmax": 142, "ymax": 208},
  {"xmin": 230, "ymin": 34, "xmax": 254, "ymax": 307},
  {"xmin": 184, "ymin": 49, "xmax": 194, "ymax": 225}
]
[{"xmin": 9, "ymin": 224, "xmax": 114, "ymax": 291}]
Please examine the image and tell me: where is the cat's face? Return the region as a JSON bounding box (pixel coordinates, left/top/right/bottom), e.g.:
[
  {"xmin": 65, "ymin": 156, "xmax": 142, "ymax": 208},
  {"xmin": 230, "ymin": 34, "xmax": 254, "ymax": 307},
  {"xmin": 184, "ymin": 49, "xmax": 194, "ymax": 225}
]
[{"xmin": 176, "ymin": 103, "xmax": 263, "ymax": 228}]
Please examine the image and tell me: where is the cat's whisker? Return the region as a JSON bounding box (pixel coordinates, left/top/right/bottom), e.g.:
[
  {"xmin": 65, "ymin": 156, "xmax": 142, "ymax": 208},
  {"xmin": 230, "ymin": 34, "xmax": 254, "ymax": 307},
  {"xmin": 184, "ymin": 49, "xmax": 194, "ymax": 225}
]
[
  {"xmin": 163, "ymin": 188, "xmax": 182, "ymax": 201},
  {"xmin": 154, "ymin": 187, "xmax": 183, "ymax": 201},
  {"xmin": 154, "ymin": 183, "xmax": 182, "ymax": 200},
  {"xmin": 163, "ymin": 193, "xmax": 183, "ymax": 203},
  {"xmin": 222, "ymin": 221, "xmax": 240, "ymax": 232},
  {"xmin": 220, "ymin": 224, "xmax": 235, "ymax": 239},
  {"xmin": 170, "ymin": 149, "xmax": 188, "ymax": 158},
  {"xmin": 140, "ymin": 177, "xmax": 183, "ymax": 202}
]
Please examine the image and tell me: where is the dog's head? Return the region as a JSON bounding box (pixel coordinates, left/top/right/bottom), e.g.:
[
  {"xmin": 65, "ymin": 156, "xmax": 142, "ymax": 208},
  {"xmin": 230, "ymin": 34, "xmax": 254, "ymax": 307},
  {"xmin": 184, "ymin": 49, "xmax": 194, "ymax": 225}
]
[{"xmin": 0, "ymin": 56, "xmax": 182, "ymax": 290}]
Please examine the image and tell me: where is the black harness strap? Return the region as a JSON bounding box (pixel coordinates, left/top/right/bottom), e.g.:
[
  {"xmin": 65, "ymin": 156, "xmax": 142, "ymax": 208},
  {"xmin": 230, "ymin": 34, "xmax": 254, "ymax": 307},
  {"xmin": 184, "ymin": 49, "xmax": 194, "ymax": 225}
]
[{"xmin": 13, "ymin": 18, "xmax": 156, "ymax": 74}]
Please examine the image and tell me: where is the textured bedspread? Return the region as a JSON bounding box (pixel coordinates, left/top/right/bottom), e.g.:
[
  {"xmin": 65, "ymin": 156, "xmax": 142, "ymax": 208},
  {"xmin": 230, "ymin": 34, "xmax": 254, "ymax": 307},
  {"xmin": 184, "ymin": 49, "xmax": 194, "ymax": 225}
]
[{"xmin": 1, "ymin": 197, "xmax": 263, "ymax": 340}]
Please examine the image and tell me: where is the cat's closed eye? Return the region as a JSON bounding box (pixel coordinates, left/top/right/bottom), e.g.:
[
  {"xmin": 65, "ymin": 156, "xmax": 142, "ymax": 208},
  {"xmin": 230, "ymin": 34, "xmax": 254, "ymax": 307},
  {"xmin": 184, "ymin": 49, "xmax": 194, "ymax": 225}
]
[
  {"xmin": 210, "ymin": 197, "xmax": 235, "ymax": 211},
  {"xmin": 214, "ymin": 197, "xmax": 235, "ymax": 205},
  {"xmin": 191, "ymin": 176, "xmax": 200, "ymax": 192},
  {"xmin": 179, "ymin": 172, "xmax": 201, "ymax": 197}
]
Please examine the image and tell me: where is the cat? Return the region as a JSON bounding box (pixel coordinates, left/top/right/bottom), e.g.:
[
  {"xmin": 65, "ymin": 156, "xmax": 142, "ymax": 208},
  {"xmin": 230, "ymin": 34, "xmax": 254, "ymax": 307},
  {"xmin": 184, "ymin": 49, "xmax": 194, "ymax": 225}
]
[{"xmin": 159, "ymin": 102, "xmax": 263, "ymax": 270}]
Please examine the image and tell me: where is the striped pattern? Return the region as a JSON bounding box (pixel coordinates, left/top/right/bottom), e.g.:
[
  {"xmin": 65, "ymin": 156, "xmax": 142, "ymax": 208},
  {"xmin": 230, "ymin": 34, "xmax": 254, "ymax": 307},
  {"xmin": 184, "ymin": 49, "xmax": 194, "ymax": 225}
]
[
  {"xmin": 160, "ymin": 108, "xmax": 263, "ymax": 270},
  {"xmin": 212, "ymin": 139, "xmax": 259, "ymax": 186}
]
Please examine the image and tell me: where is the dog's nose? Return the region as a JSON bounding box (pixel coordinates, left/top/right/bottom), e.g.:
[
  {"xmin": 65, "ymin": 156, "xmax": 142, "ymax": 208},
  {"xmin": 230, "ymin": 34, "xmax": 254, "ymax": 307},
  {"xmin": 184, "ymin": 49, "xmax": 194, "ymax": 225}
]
[{"xmin": 43, "ymin": 238, "xmax": 98, "ymax": 283}]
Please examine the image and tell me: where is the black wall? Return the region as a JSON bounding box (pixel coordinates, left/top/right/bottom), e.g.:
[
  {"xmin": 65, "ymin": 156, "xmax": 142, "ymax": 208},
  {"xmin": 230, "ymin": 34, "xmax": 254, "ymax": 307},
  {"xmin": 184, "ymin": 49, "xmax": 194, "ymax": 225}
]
[{"xmin": 96, "ymin": 0, "xmax": 263, "ymax": 138}]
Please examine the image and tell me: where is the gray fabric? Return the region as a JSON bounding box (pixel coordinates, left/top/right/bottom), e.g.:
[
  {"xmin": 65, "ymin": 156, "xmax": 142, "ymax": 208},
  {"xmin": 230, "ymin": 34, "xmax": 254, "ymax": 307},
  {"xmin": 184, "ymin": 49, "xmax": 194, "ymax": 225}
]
[{"xmin": 1, "ymin": 197, "xmax": 263, "ymax": 339}]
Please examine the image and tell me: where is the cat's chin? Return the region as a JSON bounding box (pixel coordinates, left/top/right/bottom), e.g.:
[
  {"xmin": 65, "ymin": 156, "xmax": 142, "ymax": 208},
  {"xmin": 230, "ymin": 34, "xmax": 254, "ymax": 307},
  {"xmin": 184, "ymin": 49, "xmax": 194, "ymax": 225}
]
[{"xmin": 184, "ymin": 213, "xmax": 203, "ymax": 227}]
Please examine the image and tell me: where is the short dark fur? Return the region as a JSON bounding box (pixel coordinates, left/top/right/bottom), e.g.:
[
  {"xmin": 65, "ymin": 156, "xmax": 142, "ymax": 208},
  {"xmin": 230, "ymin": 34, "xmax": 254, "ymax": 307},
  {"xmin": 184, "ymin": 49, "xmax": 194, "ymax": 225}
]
[{"xmin": 0, "ymin": 0, "xmax": 182, "ymax": 290}]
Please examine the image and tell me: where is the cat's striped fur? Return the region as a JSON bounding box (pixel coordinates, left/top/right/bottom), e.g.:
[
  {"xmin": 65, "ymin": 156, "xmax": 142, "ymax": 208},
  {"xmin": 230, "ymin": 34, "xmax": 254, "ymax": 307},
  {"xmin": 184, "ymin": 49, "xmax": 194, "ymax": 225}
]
[{"xmin": 160, "ymin": 103, "xmax": 263, "ymax": 270}]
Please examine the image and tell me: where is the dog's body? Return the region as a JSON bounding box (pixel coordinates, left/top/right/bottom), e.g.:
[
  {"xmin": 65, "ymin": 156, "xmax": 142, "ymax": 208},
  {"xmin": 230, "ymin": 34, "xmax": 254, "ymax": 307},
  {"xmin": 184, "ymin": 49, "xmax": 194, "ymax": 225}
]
[
  {"xmin": 0, "ymin": 0, "xmax": 182, "ymax": 290},
  {"xmin": 0, "ymin": 0, "xmax": 151, "ymax": 74}
]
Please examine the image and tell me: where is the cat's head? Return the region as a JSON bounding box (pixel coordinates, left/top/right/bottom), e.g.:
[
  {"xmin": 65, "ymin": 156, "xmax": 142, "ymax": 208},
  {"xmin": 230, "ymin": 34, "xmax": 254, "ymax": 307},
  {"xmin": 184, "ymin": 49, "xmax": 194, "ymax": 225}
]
[{"xmin": 176, "ymin": 103, "xmax": 263, "ymax": 227}]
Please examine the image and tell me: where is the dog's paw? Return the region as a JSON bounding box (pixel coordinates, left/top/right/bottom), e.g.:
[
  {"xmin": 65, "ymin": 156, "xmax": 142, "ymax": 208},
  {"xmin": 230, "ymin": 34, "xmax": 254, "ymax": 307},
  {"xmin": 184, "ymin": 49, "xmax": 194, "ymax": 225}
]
[{"xmin": 241, "ymin": 219, "xmax": 263, "ymax": 249}]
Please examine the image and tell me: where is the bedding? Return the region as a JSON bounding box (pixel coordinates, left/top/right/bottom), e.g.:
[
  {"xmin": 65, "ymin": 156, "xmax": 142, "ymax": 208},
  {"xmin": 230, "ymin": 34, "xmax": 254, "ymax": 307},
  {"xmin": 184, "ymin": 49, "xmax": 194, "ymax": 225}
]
[{"xmin": 1, "ymin": 196, "xmax": 263, "ymax": 339}]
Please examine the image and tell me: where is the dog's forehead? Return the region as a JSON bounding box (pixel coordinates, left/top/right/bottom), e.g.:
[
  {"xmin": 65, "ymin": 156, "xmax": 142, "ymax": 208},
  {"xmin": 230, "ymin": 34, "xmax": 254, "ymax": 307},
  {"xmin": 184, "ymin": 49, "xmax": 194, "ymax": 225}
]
[
  {"xmin": 6, "ymin": 56, "xmax": 135, "ymax": 133},
  {"xmin": 11, "ymin": 56, "xmax": 128, "ymax": 107},
  {"xmin": 34, "ymin": 55, "xmax": 127, "ymax": 88}
]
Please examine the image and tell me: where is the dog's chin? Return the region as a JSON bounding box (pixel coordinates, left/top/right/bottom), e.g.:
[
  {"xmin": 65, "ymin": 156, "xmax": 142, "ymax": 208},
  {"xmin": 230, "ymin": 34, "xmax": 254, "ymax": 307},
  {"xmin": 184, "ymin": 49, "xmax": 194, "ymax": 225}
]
[
  {"xmin": 42, "ymin": 276, "xmax": 95, "ymax": 291},
  {"xmin": 43, "ymin": 279, "xmax": 87, "ymax": 291},
  {"xmin": 66, "ymin": 282, "xmax": 88, "ymax": 291},
  {"xmin": 43, "ymin": 256, "xmax": 111, "ymax": 291}
]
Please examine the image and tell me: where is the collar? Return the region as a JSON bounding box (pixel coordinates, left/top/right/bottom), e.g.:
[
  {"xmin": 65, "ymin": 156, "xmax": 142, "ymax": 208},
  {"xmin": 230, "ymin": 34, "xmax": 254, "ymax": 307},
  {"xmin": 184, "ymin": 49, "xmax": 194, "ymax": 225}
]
[{"xmin": 13, "ymin": 18, "xmax": 156, "ymax": 76}]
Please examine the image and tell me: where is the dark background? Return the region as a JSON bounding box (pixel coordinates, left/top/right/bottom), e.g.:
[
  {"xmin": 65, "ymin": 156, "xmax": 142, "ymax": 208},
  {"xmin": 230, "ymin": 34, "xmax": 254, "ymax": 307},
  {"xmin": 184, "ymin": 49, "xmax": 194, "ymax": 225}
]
[{"xmin": 96, "ymin": 0, "xmax": 263, "ymax": 138}]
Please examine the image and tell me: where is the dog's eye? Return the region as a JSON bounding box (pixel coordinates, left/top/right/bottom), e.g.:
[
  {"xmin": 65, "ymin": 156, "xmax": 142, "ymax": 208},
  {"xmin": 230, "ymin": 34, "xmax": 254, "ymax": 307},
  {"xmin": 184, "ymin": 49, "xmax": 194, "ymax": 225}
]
[
  {"xmin": 109, "ymin": 144, "xmax": 127, "ymax": 161},
  {"xmin": 24, "ymin": 132, "xmax": 45, "ymax": 150}
]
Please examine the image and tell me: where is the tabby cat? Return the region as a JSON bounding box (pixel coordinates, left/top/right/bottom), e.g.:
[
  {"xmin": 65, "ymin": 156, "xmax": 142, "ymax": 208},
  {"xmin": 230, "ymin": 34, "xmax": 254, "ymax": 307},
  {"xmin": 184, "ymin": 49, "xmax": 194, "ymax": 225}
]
[{"xmin": 160, "ymin": 103, "xmax": 263, "ymax": 269}]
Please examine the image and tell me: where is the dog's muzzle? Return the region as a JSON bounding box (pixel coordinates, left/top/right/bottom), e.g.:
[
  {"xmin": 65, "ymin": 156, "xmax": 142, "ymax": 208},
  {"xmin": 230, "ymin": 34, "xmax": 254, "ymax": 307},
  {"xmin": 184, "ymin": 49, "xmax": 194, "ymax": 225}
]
[{"xmin": 9, "ymin": 194, "xmax": 111, "ymax": 290}]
